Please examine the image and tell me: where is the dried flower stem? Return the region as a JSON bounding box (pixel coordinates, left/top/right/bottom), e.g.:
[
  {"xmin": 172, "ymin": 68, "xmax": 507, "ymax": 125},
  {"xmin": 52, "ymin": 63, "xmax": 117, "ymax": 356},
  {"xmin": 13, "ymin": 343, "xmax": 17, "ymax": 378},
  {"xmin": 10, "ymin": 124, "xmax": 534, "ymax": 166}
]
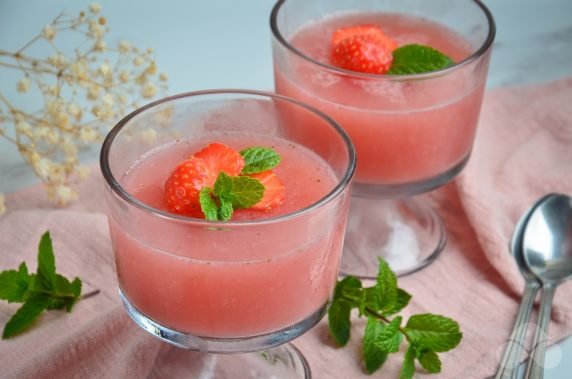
[{"xmin": 0, "ymin": 3, "xmax": 168, "ymax": 209}]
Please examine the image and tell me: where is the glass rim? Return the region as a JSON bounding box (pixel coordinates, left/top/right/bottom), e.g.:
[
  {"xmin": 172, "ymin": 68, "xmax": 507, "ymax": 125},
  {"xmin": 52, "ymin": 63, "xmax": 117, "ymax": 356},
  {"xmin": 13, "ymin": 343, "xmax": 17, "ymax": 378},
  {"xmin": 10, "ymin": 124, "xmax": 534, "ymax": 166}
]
[
  {"xmin": 269, "ymin": 0, "xmax": 496, "ymax": 80},
  {"xmin": 100, "ymin": 89, "xmax": 356, "ymax": 226}
]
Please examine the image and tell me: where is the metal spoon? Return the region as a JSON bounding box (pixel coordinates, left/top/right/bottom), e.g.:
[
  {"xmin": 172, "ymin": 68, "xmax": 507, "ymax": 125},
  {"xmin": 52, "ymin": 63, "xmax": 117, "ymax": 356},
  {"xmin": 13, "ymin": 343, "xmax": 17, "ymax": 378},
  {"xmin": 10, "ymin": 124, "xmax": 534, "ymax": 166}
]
[
  {"xmin": 523, "ymin": 193, "xmax": 572, "ymax": 379},
  {"xmin": 495, "ymin": 196, "xmax": 548, "ymax": 379}
]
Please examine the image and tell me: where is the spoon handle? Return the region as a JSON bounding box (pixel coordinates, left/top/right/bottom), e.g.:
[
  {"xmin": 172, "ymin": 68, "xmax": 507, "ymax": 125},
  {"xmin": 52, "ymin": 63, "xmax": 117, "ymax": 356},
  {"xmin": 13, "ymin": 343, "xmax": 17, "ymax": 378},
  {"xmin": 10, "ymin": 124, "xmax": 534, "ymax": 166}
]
[
  {"xmin": 495, "ymin": 283, "xmax": 539, "ymax": 379},
  {"xmin": 524, "ymin": 285, "xmax": 556, "ymax": 379}
]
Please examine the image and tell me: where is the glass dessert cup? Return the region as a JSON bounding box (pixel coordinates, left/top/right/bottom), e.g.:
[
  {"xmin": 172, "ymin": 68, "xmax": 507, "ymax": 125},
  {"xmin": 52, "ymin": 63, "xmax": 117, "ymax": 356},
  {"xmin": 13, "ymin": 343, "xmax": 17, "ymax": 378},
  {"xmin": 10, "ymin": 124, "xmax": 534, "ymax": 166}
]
[
  {"xmin": 100, "ymin": 90, "xmax": 355, "ymax": 378},
  {"xmin": 270, "ymin": 0, "xmax": 495, "ymax": 277}
]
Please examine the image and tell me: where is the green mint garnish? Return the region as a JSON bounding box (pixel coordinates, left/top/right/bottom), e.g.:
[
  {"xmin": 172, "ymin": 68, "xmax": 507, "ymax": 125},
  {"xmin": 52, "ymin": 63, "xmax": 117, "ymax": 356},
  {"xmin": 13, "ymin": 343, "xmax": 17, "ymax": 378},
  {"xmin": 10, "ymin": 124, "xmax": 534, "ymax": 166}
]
[
  {"xmin": 218, "ymin": 198, "xmax": 234, "ymax": 221},
  {"xmin": 418, "ymin": 349, "xmax": 442, "ymax": 373},
  {"xmin": 387, "ymin": 44, "xmax": 454, "ymax": 75},
  {"xmin": 327, "ymin": 258, "xmax": 462, "ymax": 377},
  {"xmin": 214, "ymin": 172, "xmax": 265, "ymax": 210},
  {"xmin": 200, "ymin": 172, "xmax": 265, "ymax": 221},
  {"xmin": 224, "ymin": 175, "xmax": 265, "ymax": 209},
  {"xmin": 403, "ymin": 313, "xmax": 462, "ymax": 352},
  {"xmin": 199, "ymin": 146, "xmax": 281, "ymax": 221},
  {"xmin": 0, "ymin": 231, "xmax": 97, "ymax": 339},
  {"xmin": 199, "ymin": 187, "xmax": 219, "ymax": 221},
  {"xmin": 401, "ymin": 345, "xmax": 417, "ymax": 379},
  {"xmin": 240, "ymin": 147, "xmax": 281, "ymax": 174},
  {"xmin": 328, "ymin": 276, "xmax": 360, "ymax": 346},
  {"xmin": 363, "ymin": 317, "xmax": 389, "ymax": 373}
]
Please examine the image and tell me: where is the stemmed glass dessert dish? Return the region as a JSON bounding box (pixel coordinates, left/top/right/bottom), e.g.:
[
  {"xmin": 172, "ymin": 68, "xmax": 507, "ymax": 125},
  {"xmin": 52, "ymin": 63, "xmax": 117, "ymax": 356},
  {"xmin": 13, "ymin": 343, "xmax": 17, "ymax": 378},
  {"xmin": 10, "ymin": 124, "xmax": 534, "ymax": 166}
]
[
  {"xmin": 271, "ymin": 0, "xmax": 495, "ymax": 277},
  {"xmin": 100, "ymin": 90, "xmax": 355, "ymax": 377}
]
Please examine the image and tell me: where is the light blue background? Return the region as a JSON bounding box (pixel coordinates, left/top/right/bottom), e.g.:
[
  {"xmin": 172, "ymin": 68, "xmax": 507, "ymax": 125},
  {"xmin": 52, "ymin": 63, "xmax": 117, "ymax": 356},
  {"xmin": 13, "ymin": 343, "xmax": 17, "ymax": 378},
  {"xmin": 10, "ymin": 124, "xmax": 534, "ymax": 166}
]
[{"xmin": 1, "ymin": 1, "xmax": 571, "ymax": 378}]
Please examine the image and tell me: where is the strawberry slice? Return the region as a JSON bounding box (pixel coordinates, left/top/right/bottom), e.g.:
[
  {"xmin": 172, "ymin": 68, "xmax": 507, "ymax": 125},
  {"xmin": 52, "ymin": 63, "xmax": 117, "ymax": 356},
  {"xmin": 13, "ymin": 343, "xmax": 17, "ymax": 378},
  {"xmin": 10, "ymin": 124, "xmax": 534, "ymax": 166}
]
[
  {"xmin": 194, "ymin": 142, "xmax": 245, "ymax": 180},
  {"xmin": 249, "ymin": 171, "xmax": 285, "ymax": 211},
  {"xmin": 164, "ymin": 156, "xmax": 211, "ymax": 217},
  {"xmin": 331, "ymin": 25, "xmax": 397, "ymax": 74},
  {"xmin": 165, "ymin": 142, "xmax": 243, "ymax": 218},
  {"xmin": 331, "ymin": 24, "xmax": 386, "ymax": 46}
]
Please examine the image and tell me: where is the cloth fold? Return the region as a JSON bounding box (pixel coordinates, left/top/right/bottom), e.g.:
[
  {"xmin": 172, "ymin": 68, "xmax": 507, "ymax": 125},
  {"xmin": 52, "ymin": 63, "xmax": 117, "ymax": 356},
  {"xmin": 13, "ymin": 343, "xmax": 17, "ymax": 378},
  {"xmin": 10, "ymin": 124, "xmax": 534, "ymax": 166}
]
[{"xmin": 2, "ymin": 77, "xmax": 572, "ymax": 378}]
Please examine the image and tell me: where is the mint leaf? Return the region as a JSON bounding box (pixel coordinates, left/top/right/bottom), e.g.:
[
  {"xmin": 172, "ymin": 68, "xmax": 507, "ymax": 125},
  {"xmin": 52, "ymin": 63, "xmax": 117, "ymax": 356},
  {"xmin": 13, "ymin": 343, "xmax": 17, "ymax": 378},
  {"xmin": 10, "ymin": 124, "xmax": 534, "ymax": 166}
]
[
  {"xmin": 2, "ymin": 294, "xmax": 51, "ymax": 338},
  {"xmin": 343, "ymin": 285, "xmax": 366, "ymax": 316},
  {"xmin": 68, "ymin": 278, "xmax": 82, "ymax": 312},
  {"xmin": 376, "ymin": 316, "xmax": 403, "ymax": 353},
  {"xmin": 214, "ymin": 172, "xmax": 233, "ymax": 198},
  {"xmin": 328, "ymin": 300, "xmax": 353, "ymax": 347},
  {"xmin": 334, "ymin": 276, "xmax": 362, "ymax": 303},
  {"xmin": 363, "ymin": 317, "xmax": 388, "ymax": 374},
  {"xmin": 70, "ymin": 277, "xmax": 82, "ymax": 298},
  {"xmin": 218, "ymin": 197, "xmax": 234, "ymax": 221},
  {"xmin": 384, "ymin": 288, "xmax": 412, "ymax": 316},
  {"xmin": 328, "ymin": 276, "xmax": 361, "ymax": 346},
  {"xmin": 362, "ymin": 286, "xmax": 379, "ymax": 315},
  {"xmin": 228, "ymin": 176, "xmax": 264, "ymax": 208},
  {"xmin": 0, "ymin": 263, "xmax": 30, "ymax": 303},
  {"xmin": 374, "ymin": 258, "xmax": 398, "ymax": 315},
  {"xmin": 404, "ymin": 314, "xmax": 462, "ymax": 352},
  {"xmin": 213, "ymin": 172, "xmax": 264, "ymax": 210},
  {"xmin": 240, "ymin": 147, "xmax": 281, "ymax": 174},
  {"xmin": 388, "ymin": 44, "xmax": 453, "ymax": 75},
  {"xmin": 400, "ymin": 345, "xmax": 416, "ymax": 379},
  {"xmin": 47, "ymin": 274, "xmax": 82, "ymax": 312},
  {"xmin": 362, "ymin": 259, "xmax": 398, "ymax": 315},
  {"xmin": 199, "ymin": 187, "xmax": 219, "ymax": 221},
  {"xmin": 37, "ymin": 231, "xmax": 56, "ymax": 289},
  {"xmin": 417, "ymin": 349, "xmax": 441, "ymax": 373}
]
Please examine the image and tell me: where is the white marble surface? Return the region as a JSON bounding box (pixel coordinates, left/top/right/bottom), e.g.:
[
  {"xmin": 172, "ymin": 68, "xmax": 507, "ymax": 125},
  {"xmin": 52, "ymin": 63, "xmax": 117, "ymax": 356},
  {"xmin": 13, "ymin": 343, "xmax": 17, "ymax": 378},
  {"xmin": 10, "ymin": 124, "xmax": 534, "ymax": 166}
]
[{"xmin": 1, "ymin": 0, "xmax": 572, "ymax": 377}]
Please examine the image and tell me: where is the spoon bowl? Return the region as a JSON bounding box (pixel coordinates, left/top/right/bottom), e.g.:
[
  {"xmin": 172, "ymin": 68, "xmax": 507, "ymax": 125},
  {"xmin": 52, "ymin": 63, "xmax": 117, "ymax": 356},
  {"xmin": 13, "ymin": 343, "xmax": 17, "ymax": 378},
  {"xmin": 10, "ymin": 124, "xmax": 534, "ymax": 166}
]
[
  {"xmin": 511, "ymin": 194, "xmax": 554, "ymax": 281},
  {"xmin": 524, "ymin": 194, "xmax": 572, "ymax": 282},
  {"xmin": 522, "ymin": 193, "xmax": 572, "ymax": 379}
]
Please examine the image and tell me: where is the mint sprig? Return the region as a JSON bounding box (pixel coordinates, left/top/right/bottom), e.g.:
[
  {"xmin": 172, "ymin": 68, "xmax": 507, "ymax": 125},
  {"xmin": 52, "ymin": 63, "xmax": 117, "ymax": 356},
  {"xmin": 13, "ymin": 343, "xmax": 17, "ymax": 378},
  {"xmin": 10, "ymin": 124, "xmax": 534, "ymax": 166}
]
[
  {"xmin": 0, "ymin": 231, "xmax": 97, "ymax": 339},
  {"xmin": 240, "ymin": 147, "xmax": 281, "ymax": 174},
  {"xmin": 200, "ymin": 146, "xmax": 281, "ymax": 221},
  {"xmin": 388, "ymin": 44, "xmax": 454, "ymax": 75},
  {"xmin": 328, "ymin": 259, "xmax": 462, "ymax": 377},
  {"xmin": 200, "ymin": 172, "xmax": 265, "ymax": 221}
]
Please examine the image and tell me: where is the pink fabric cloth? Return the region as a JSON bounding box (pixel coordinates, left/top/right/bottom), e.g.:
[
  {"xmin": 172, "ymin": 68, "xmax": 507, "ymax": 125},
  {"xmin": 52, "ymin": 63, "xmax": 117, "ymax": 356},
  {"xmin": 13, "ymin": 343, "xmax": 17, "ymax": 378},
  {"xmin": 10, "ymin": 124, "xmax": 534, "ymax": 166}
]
[{"xmin": 2, "ymin": 78, "xmax": 572, "ymax": 378}]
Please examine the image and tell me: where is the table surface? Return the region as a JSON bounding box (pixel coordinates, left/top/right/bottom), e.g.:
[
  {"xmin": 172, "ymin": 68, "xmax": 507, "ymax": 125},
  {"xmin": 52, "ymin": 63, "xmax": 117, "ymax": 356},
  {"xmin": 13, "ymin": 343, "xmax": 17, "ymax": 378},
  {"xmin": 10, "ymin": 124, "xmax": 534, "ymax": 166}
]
[{"xmin": 1, "ymin": 1, "xmax": 571, "ymax": 378}]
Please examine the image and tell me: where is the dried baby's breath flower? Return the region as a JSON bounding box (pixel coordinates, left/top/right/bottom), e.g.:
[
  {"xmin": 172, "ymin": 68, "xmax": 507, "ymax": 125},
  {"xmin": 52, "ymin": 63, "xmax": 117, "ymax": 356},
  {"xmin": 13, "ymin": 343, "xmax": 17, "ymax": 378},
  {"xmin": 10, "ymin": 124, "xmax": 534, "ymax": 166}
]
[
  {"xmin": 89, "ymin": 3, "xmax": 101, "ymax": 14},
  {"xmin": 17, "ymin": 78, "xmax": 30, "ymax": 93},
  {"xmin": 119, "ymin": 71, "xmax": 130, "ymax": 83},
  {"xmin": 77, "ymin": 165, "xmax": 90, "ymax": 179},
  {"xmin": 118, "ymin": 40, "xmax": 131, "ymax": 54},
  {"xmin": 94, "ymin": 39, "xmax": 106, "ymax": 52},
  {"xmin": 133, "ymin": 56, "xmax": 144, "ymax": 66},
  {"xmin": 0, "ymin": 4, "xmax": 169, "ymax": 208},
  {"xmin": 47, "ymin": 184, "xmax": 77, "ymax": 206},
  {"xmin": 141, "ymin": 82, "xmax": 157, "ymax": 99},
  {"xmin": 42, "ymin": 25, "xmax": 57, "ymax": 41}
]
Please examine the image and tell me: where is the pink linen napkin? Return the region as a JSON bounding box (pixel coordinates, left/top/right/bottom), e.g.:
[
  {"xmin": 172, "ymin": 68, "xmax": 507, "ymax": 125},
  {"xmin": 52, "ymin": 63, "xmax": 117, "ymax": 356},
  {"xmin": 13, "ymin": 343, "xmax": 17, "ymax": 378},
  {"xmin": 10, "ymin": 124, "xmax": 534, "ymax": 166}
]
[{"xmin": 1, "ymin": 77, "xmax": 572, "ymax": 378}]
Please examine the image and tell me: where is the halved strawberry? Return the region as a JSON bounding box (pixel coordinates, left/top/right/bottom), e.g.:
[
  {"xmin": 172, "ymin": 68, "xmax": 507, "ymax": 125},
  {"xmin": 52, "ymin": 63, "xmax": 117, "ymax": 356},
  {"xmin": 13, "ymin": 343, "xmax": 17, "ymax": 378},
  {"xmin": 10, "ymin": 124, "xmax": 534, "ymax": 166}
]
[
  {"xmin": 193, "ymin": 142, "xmax": 245, "ymax": 180},
  {"xmin": 164, "ymin": 156, "xmax": 211, "ymax": 217},
  {"xmin": 249, "ymin": 171, "xmax": 285, "ymax": 211},
  {"xmin": 331, "ymin": 25, "xmax": 397, "ymax": 74},
  {"xmin": 331, "ymin": 24, "xmax": 387, "ymax": 46}
]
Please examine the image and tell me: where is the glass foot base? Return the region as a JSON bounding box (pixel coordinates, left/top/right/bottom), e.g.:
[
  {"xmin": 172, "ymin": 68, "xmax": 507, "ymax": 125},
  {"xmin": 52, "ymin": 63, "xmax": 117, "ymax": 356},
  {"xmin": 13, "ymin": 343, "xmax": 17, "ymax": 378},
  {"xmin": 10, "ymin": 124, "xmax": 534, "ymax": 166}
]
[
  {"xmin": 120, "ymin": 290, "xmax": 327, "ymax": 353},
  {"xmin": 148, "ymin": 343, "xmax": 311, "ymax": 379},
  {"xmin": 340, "ymin": 196, "xmax": 446, "ymax": 278}
]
